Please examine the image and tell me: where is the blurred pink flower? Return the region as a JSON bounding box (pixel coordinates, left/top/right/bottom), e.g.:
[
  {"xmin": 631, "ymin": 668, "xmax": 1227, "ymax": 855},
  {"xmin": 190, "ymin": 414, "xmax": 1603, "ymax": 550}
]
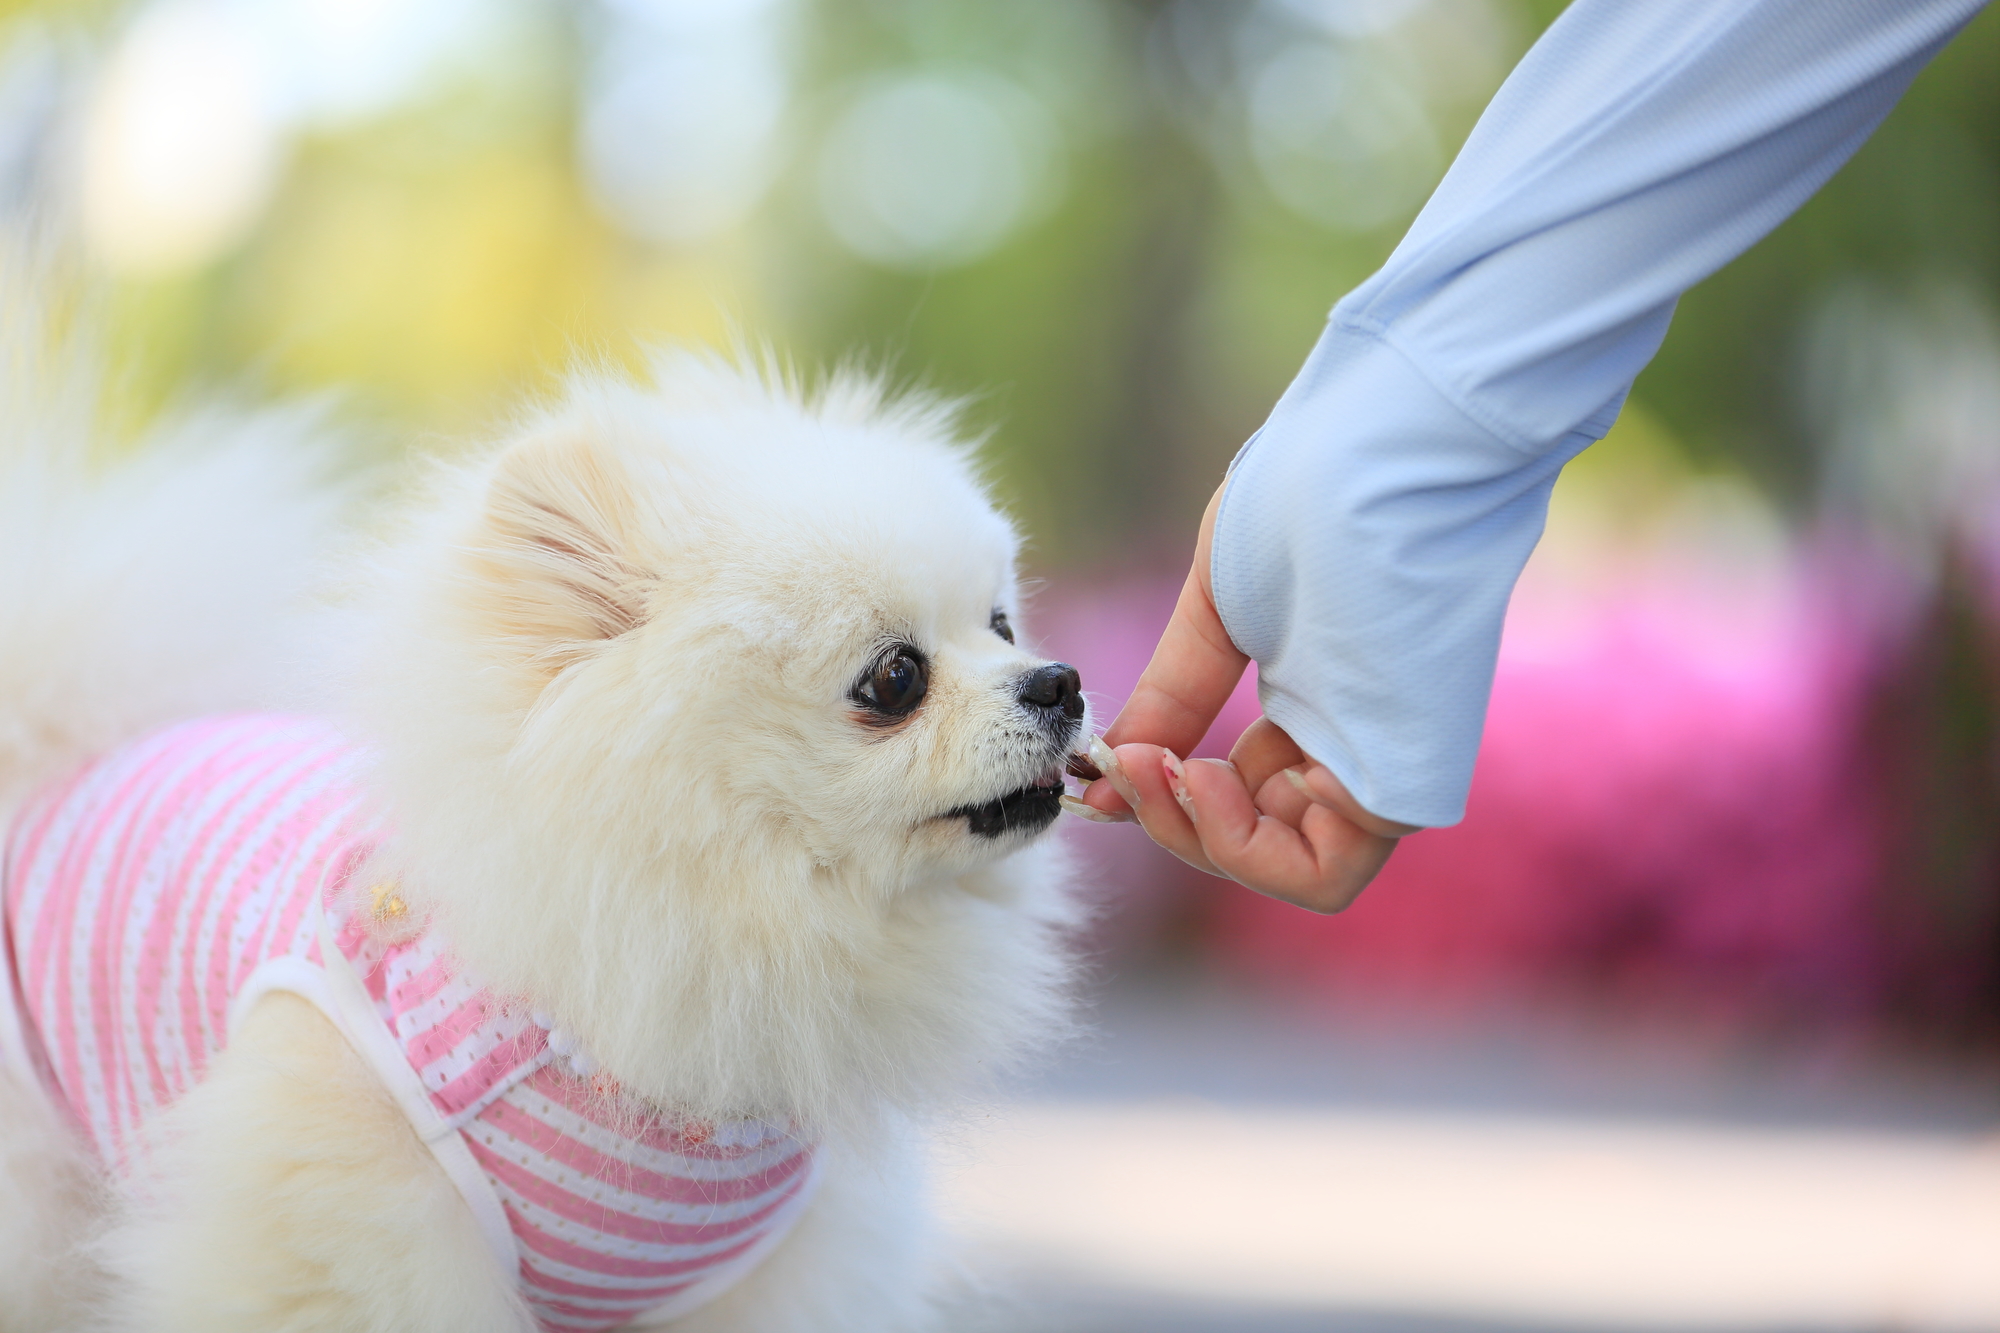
[{"xmin": 1036, "ymin": 534, "xmax": 1905, "ymax": 1025}]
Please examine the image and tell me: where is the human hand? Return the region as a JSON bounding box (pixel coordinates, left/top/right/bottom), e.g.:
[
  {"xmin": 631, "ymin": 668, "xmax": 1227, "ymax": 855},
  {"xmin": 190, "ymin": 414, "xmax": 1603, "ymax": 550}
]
[{"xmin": 1066, "ymin": 482, "xmax": 1415, "ymax": 913}]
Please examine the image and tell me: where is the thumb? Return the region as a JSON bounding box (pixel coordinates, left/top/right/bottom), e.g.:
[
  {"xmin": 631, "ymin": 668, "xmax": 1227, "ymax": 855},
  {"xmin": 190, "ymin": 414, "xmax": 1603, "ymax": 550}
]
[{"xmin": 1101, "ymin": 481, "xmax": 1247, "ymax": 757}]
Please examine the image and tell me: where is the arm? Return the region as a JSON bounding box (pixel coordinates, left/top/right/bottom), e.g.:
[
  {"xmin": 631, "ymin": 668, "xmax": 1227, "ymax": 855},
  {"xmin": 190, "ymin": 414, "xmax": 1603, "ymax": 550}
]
[{"xmin": 1083, "ymin": 0, "xmax": 1989, "ymax": 902}]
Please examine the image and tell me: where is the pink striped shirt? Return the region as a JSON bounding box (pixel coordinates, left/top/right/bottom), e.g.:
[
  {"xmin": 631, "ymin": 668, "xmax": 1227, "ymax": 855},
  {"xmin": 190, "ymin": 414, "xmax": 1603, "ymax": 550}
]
[{"xmin": 0, "ymin": 716, "xmax": 818, "ymax": 1331}]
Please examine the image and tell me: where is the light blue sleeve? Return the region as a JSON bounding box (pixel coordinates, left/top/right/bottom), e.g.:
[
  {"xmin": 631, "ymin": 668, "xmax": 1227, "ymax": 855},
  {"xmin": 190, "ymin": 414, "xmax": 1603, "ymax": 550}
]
[{"xmin": 1210, "ymin": 0, "xmax": 1989, "ymax": 829}]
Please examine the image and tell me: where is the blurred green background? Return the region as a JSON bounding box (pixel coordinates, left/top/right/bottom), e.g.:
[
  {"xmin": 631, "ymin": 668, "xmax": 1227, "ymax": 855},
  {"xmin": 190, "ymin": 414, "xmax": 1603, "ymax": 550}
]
[{"xmin": 15, "ymin": 0, "xmax": 1987, "ymax": 564}]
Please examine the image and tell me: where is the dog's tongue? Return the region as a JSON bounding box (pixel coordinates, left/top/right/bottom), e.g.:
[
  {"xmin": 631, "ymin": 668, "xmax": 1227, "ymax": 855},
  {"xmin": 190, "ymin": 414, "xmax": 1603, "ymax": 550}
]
[{"xmin": 1065, "ymin": 748, "xmax": 1102, "ymax": 783}]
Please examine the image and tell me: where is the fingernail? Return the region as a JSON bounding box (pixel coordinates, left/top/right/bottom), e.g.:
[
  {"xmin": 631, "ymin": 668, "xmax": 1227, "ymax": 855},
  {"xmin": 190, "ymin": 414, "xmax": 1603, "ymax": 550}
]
[
  {"xmin": 1091, "ymin": 735, "xmax": 1139, "ymax": 809},
  {"xmin": 1163, "ymin": 751, "xmax": 1193, "ymax": 820},
  {"xmin": 1059, "ymin": 794, "xmax": 1129, "ymax": 824},
  {"xmin": 1283, "ymin": 766, "xmax": 1314, "ymax": 799}
]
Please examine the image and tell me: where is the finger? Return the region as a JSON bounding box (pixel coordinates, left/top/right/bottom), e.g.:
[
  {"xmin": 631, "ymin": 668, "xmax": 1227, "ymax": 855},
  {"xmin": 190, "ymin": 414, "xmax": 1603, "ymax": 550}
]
[
  {"xmin": 1226, "ymin": 716, "xmax": 1307, "ymax": 799},
  {"xmin": 1174, "ymin": 753, "xmax": 1308, "ymax": 878},
  {"xmin": 1173, "ymin": 755, "xmax": 1398, "ymax": 913},
  {"xmin": 1101, "ymin": 572, "xmax": 1248, "ymax": 756},
  {"xmin": 1284, "ymin": 763, "xmax": 1423, "ymax": 839},
  {"xmin": 1102, "ymin": 484, "xmax": 1249, "ymax": 759},
  {"xmin": 1227, "ymin": 717, "xmax": 1420, "ymax": 840},
  {"xmin": 1288, "ymin": 805, "xmax": 1399, "ymax": 912},
  {"xmin": 1074, "ymin": 736, "xmax": 1134, "ymax": 818},
  {"xmin": 1251, "ymin": 763, "xmax": 1314, "ymax": 826},
  {"xmin": 1110, "ymin": 744, "xmax": 1218, "ymax": 875},
  {"xmin": 1076, "ymin": 777, "xmax": 1130, "ymax": 817},
  {"xmin": 1167, "ymin": 754, "xmax": 1354, "ymax": 903},
  {"xmin": 1173, "ymin": 755, "xmax": 1263, "ymax": 848},
  {"xmin": 1059, "ymin": 793, "xmax": 1132, "ymax": 823}
]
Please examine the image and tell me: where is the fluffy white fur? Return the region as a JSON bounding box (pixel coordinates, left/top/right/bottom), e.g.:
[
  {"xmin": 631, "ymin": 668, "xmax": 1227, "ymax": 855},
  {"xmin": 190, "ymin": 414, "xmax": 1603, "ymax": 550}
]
[
  {"xmin": 0, "ymin": 254, "xmax": 359, "ymax": 1328},
  {"xmin": 0, "ymin": 280, "xmax": 1087, "ymax": 1327},
  {"xmin": 349, "ymin": 361, "xmax": 1084, "ymax": 1129},
  {"xmin": 93, "ymin": 995, "xmax": 532, "ymax": 1332},
  {"xmin": 0, "ymin": 280, "xmax": 352, "ymax": 811},
  {"xmin": 0, "ymin": 1059, "xmax": 99, "ymax": 1328}
]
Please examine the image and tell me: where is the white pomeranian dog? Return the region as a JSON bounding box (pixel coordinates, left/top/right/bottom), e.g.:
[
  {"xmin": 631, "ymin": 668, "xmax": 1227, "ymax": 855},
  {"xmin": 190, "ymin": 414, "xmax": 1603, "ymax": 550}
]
[{"xmin": 0, "ymin": 264, "xmax": 1090, "ymax": 1331}]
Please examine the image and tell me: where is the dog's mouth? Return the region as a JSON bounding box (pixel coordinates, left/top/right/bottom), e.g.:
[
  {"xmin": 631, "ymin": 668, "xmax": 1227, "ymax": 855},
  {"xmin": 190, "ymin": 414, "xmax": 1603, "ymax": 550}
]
[{"xmin": 945, "ymin": 766, "xmax": 1067, "ymax": 839}]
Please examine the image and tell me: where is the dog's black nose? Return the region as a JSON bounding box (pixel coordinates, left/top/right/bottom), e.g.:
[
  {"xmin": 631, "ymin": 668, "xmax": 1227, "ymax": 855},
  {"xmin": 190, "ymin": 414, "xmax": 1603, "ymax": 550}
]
[{"xmin": 1020, "ymin": 663, "xmax": 1084, "ymax": 720}]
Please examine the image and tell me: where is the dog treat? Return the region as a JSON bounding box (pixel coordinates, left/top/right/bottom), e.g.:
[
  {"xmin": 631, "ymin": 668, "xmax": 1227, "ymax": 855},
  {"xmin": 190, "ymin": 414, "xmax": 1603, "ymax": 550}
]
[{"xmin": 1065, "ymin": 748, "xmax": 1103, "ymax": 782}]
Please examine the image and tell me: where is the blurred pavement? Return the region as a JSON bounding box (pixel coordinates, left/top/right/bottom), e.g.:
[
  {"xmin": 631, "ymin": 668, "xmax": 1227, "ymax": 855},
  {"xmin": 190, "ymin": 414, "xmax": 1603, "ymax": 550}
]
[{"xmin": 940, "ymin": 973, "xmax": 2000, "ymax": 1333}]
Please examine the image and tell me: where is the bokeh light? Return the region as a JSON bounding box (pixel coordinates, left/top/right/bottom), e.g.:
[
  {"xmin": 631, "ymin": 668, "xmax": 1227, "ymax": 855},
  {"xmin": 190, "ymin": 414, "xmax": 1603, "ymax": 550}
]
[
  {"xmin": 581, "ymin": 0, "xmax": 792, "ymax": 243},
  {"xmin": 817, "ymin": 70, "xmax": 1062, "ymax": 270}
]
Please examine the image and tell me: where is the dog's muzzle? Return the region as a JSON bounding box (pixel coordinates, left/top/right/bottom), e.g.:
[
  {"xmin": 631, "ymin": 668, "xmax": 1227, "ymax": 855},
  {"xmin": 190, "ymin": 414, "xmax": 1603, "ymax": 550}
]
[
  {"xmin": 944, "ymin": 767, "xmax": 1067, "ymax": 838},
  {"xmin": 943, "ymin": 662, "xmax": 1086, "ymax": 839}
]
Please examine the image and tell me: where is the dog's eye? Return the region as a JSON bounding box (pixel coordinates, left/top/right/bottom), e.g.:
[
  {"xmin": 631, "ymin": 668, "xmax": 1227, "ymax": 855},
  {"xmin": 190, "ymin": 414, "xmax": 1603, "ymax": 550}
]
[
  {"xmin": 855, "ymin": 649, "xmax": 928, "ymax": 716},
  {"xmin": 990, "ymin": 610, "xmax": 1014, "ymax": 644}
]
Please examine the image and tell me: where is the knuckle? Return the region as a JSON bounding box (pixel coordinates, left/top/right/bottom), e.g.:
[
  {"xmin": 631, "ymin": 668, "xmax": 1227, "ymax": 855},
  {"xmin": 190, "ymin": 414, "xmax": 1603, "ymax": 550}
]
[
  {"xmin": 1290, "ymin": 872, "xmax": 1363, "ymax": 915},
  {"xmin": 1288, "ymin": 888, "xmax": 1351, "ymax": 915}
]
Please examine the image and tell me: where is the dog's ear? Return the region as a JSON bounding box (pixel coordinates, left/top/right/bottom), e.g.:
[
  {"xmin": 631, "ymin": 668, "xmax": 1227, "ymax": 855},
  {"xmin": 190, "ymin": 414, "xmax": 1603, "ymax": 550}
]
[{"xmin": 464, "ymin": 430, "xmax": 651, "ymax": 670}]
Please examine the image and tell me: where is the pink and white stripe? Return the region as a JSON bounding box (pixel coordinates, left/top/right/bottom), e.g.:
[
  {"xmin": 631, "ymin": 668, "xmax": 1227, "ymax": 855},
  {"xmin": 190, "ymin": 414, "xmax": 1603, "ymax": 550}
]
[
  {"xmin": 2, "ymin": 715, "xmax": 817, "ymax": 1331},
  {"xmin": 332, "ymin": 893, "xmax": 819, "ymax": 1329}
]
